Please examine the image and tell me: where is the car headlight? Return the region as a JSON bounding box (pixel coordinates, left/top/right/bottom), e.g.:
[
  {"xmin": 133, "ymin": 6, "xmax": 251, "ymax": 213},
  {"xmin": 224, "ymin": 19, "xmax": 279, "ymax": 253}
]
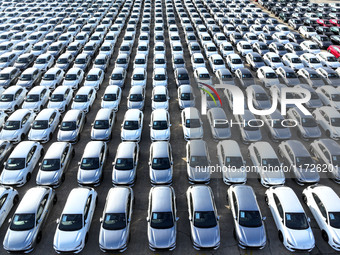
[
  {"xmin": 287, "ymin": 238, "xmax": 294, "ymax": 247},
  {"xmin": 333, "ymin": 238, "xmax": 340, "ymax": 246}
]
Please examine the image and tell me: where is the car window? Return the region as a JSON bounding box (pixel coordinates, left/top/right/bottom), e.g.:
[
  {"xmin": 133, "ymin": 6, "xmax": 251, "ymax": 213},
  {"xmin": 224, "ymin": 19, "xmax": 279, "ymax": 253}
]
[
  {"xmin": 0, "ymin": 144, "xmax": 6, "ymax": 156},
  {"xmin": 84, "ymin": 195, "xmax": 92, "ymax": 221},
  {"xmin": 36, "ymin": 194, "xmax": 48, "ymax": 223},
  {"xmin": 312, "ymin": 193, "xmax": 327, "ymax": 219},
  {"xmin": 26, "ymin": 145, "xmax": 37, "ymax": 164},
  {"xmin": 273, "ymin": 194, "xmax": 284, "ymax": 219},
  {"xmin": 22, "ymin": 113, "xmax": 30, "ymax": 125},
  {"xmin": 232, "ymin": 192, "xmax": 238, "ymax": 218},
  {"xmin": 0, "ymin": 193, "xmax": 8, "ymax": 210}
]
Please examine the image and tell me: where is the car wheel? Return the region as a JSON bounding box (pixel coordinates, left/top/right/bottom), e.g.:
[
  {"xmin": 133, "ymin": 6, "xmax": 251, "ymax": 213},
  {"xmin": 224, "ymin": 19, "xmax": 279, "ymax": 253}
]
[
  {"xmin": 322, "ymin": 230, "xmax": 329, "ymax": 242},
  {"xmin": 53, "ymin": 194, "xmax": 58, "ymax": 205},
  {"xmin": 85, "ymin": 233, "xmax": 89, "ymax": 244},
  {"xmin": 326, "ymin": 130, "xmax": 331, "ymax": 138},
  {"xmin": 26, "ymin": 173, "xmax": 31, "ymax": 182},
  {"xmin": 264, "ymin": 194, "xmax": 269, "ymax": 205},
  {"xmin": 233, "ymin": 228, "xmax": 237, "ymax": 239},
  {"xmin": 302, "ymin": 194, "xmax": 307, "ymax": 204},
  {"xmin": 95, "ymin": 196, "xmax": 98, "ymax": 206},
  {"xmin": 13, "ymin": 195, "xmax": 19, "ymax": 205},
  {"xmin": 278, "ymin": 231, "xmax": 283, "ymax": 242},
  {"xmin": 61, "ymin": 174, "xmax": 65, "ymax": 183},
  {"xmin": 14, "ymin": 105, "xmax": 18, "ymax": 111},
  {"xmin": 36, "ymin": 232, "xmax": 42, "ymax": 243},
  {"xmin": 49, "ymin": 133, "xmax": 53, "ymax": 141},
  {"xmin": 40, "ymin": 149, "xmax": 44, "ymax": 158},
  {"xmin": 20, "ymin": 133, "xmax": 25, "ymax": 141},
  {"xmin": 72, "ymin": 149, "xmax": 75, "ymax": 158}
]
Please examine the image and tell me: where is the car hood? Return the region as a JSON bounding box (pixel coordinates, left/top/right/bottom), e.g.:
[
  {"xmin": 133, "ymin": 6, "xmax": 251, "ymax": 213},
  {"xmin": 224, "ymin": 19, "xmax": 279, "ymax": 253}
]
[
  {"xmin": 128, "ymin": 101, "xmax": 143, "ymax": 110},
  {"xmin": 77, "ymin": 168, "xmax": 101, "ymax": 184},
  {"xmin": 0, "ymin": 169, "xmax": 25, "ymax": 184},
  {"xmin": 99, "ymin": 228, "xmax": 128, "ymax": 250},
  {"xmin": 272, "ymin": 127, "xmax": 291, "ymax": 139},
  {"xmin": 112, "ymin": 169, "xmax": 135, "ymax": 184},
  {"xmin": 0, "ymin": 101, "xmax": 14, "ymax": 109},
  {"xmin": 148, "ymin": 226, "xmax": 176, "ymax": 249},
  {"xmin": 306, "ymin": 99, "xmax": 323, "ymax": 108},
  {"xmin": 188, "ymin": 166, "xmax": 210, "ymax": 183},
  {"xmin": 254, "ymin": 100, "xmax": 272, "ymax": 110},
  {"xmin": 243, "ymin": 130, "xmax": 262, "ymax": 141},
  {"xmin": 302, "ymin": 126, "xmax": 321, "ymax": 138},
  {"xmin": 286, "ymin": 78, "xmax": 301, "ymax": 86},
  {"xmin": 296, "ymin": 167, "xmax": 320, "ymax": 183},
  {"xmin": 40, "ymin": 80, "xmax": 56, "ymax": 88},
  {"xmin": 63, "ymin": 80, "xmax": 79, "ymax": 87},
  {"xmin": 152, "ymin": 101, "xmax": 168, "ymax": 110},
  {"xmin": 36, "ymin": 170, "xmax": 60, "ymax": 185},
  {"xmin": 183, "ymin": 127, "xmax": 203, "ymax": 139},
  {"xmin": 58, "ymin": 130, "xmax": 77, "ymax": 141},
  {"xmin": 84, "ymin": 81, "xmax": 100, "ymax": 87},
  {"xmin": 48, "ymin": 101, "xmax": 65, "ymax": 109},
  {"xmin": 34, "ymin": 63, "xmax": 49, "ymax": 69},
  {"xmin": 286, "ymin": 228, "xmax": 315, "ymax": 250},
  {"xmin": 191, "ymin": 225, "xmax": 220, "ymax": 248},
  {"xmin": 121, "ymin": 129, "xmax": 141, "ymax": 140},
  {"xmin": 28, "ymin": 129, "xmax": 49, "ymax": 140},
  {"xmin": 102, "ymin": 101, "xmax": 119, "ymax": 109},
  {"xmin": 91, "ymin": 129, "xmax": 110, "ymax": 139},
  {"xmin": 22, "ymin": 101, "xmax": 40, "ymax": 110},
  {"xmin": 0, "ymin": 80, "xmax": 10, "ymax": 86},
  {"xmin": 238, "ymin": 225, "xmax": 266, "ymax": 247},
  {"xmin": 150, "ymin": 129, "xmax": 170, "ymax": 140},
  {"xmin": 212, "ymin": 127, "xmax": 231, "ymax": 139},
  {"xmin": 4, "ymin": 229, "xmax": 34, "ymax": 251},
  {"xmin": 53, "ymin": 229, "xmax": 83, "ymax": 251},
  {"xmin": 72, "ymin": 102, "xmax": 89, "ymax": 111},
  {"xmin": 259, "ymin": 168, "xmax": 285, "ymax": 185},
  {"xmin": 179, "ymin": 100, "xmax": 195, "ymax": 109},
  {"xmin": 150, "ymin": 167, "xmax": 172, "ymax": 184}
]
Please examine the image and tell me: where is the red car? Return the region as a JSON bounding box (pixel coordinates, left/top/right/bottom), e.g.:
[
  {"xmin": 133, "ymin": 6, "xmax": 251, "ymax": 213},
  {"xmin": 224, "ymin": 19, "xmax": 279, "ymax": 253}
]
[
  {"xmin": 328, "ymin": 45, "xmax": 340, "ymax": 58},
  {"xmin": 330, "ymin": 19, "xmax": 340, "ymax": 27},
  {"xmin": 317, "ymin": 19, "xmax": 333, "ymax": 27}
]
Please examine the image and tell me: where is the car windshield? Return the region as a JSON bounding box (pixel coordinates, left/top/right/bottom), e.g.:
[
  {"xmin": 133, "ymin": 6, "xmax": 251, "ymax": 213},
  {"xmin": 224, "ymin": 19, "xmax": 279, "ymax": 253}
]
[
  {"xmin": 255, "ymin": 93, "xmax": 269, "ymax": 101},
  {"xmin": 153, "ymin": 120, "xmax": 168, "ymax": 129},
  {"xmin": 291, "ymin": 58, "xmax": 301, "ymax": 63},
  {"xmin": 262, "ymin": 158, "xmax": 281, "ymax": 168},
  {"xmin": 329, "ymin": 212, "xmax": 340, "ymax": 229},
  {"xmin": 239, "ymin": 211, "xmax": 262, "ymax": 228},
  {"xmin": 74, "ymin": 94, "xmax": 88, "ymax": 102},
  {"xmin": 25, "ymin": 94, "xmax": 39, "ymax": 102},
  {"xmin": 253, "ymin": 57, "xmax": 263, "ymax": 62},
  {"xmin": 225, "ymin": 156, "xmax": 244, "ymax": 168},
  {"xmin": 65, "ymin": 74, "xmax": 77, "ymax": 81},
  {"xmin": 309, "ymin": 58, "xmax": 320, "ymax": 64},
  {"xmin": 152, "ymin": 157, "xmax": 171, "ymax": 170},
  {"xmin": 50, "ymin": 94, "xmax": 64, "ymax": 102},
  {"xmin": 123, "ymin": 120, "xmax": 139, "ymax": 130},
  {"xmin": 331, "ymin": 94, "xmax": 340, "ymax": 102},
  {"xmin": 271, "ymin": 119, "xmax": 286, "ymax": 129},
  {"xmin": 86, "ymin": 75, "xmax": 98, "ymax": 81},
  {"xmin": 244, "ymin": 120, "xmax": 260, "ymax": 131},
  {"xmin": 296, "ymin": 156, "xmax": 314, "ymax": 168},
  {"xmin": 129, "ymin": 94, "xmax": 143, "ymax": 102},
  {"xmin": 194, "ymin": 211, "xmax": 217, "ymax": 228},
  {"xmin": 185, "ymin": 119, "xmax": 201, "ymax": 128},
  {"xmin": 94, "ymin": 119, "xmax": 110, "ymax": 129},
  {"xmin": 103, "ymin": 213, "xmax": 126, "ymax": 230},
  {"xmin": 115, "ymin": 158, "xmax": 134, "ymax": 170},
  {"xmin": 286, "ymin": 72, "xmax": 297, "ymax": 78},
  {"xmin": 32, "ymin": 120, "xmax": 48, "ymax": 129},
  {"xmin": 4, "ymin": 120, "xmax": 20, "ymax": 130},
  {"xmin": 154, "ymin": 74, "xmax": 166, "ymax": 80},
  {"xmin": 103, "ymin": 93, "xmax": 117, "ymax": 101},
  {"xmin": 285, "ymin": 213, "xmax": 309, "ymax": 230},
  {"xmin": 133, "ymin": 74, "xmax": 145, "ymax": 80},
  {"xmin": 0, "ymin": 92, "xmax": 15, "ymax": 102},
  {"xmin": 0, "ymin": 57, "xmax": 8, "ymax": 62},
  {"xmin": 43, "ymin": 74, "xmax": 55, "ymax": 80},
  {"xmin": 84, "ymin": 46, "xmax": 94, "ymax": 51},
  {"xmin": 181, "ymin": 93, "xmax": 193, "ymax": 100},
  {"xmin": 41, "ymin": 158, "xmax": 60, "ymax": 171},
  {"xmin": 6, "ymin": 158, "xmax": 25, "ymax": 170},
  {"xmin": 95, "ymin": 59, "xmax": 106, "ymax": 65},
  {"xmin": 81, "ymin": 157, "xmax": 99, "ymax": 170},
  {"xmin": 59, "ymin": 214, "xmax": 82, "ymax": 231},
  {"xmin": 57, "ymin": 58, "xmax": 68, "ymax": 64},
  {"xmin": 301, "ymin": 117, "xmax": 317, "ymax": 127},
  {"xmin": 309, "ymin": 44, "xmax": 319, "ymax": 49},
  {"xmin": 153, "ymin": 94, "xmax": 166, "ymax": 102},
  {"xmin": 60, "ymin": 121, "xmax": 76, "ymax": 131},
  {"xmin": 331, "ymin": 118, "xmax": 340, "ymax": 127},
  {"xmin": 0, "ymin": 73, "xmax": 9, "ymax": 80},
  {"xmin": 75, "ymin": 58, "xmax": 86, "ymax": 64},
  {"xmin": 151, "ymin": 212, "xmax": 174, "ymax": 229},
  {"xmin": 232, "ymin": 59, "xmax": 242, "ymax": 64},
  {"xmin": 117, "ymin": 58, "xmax": 127, "ymax": 64},
  {"xmin": 10, "ymin": 214, "xmax": 35, "ymax": 231},
  {"xmin": 111, "ymin": 74, "xmax": 122, "ymax": 80},
  {"xmin": 190, "ymin": 155, "xmax": 209, "ymax": 167}
]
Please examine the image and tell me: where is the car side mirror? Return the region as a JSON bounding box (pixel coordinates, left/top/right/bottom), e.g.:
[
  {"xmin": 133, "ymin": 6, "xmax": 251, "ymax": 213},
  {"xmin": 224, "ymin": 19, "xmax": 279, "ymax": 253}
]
[
  {"xmin": 188, "ymin": 216, "xmax": 192, "ymax": 221},
  {"xmin": 8, "ymin": 218, "xmax": 11, "ymax": 224},
  {"xmin": 262, "ymin": 216, "xmax": 266, "ymax": 221},
  {"xmin": 307, "ymin": 217, "xmax": 311, "ymax": 223},
  {"xmin": 176, "ymin": 217, "xmax": 179, "ymax": 221},
  {"xmin": 112, "ymin": 162, "xmax": 115, "ymax": 166},
  {"xmin": 149, "ymin": 124, "xmax": 152, "ymax": 127},
  {"xmin": 217, "ymin": 215, "xmax": 220, "ymax": 221},
  {"xmin": 58, "ymin": 125, "xmax": 61, "ymax": 128},
  {"xmin": 56, "ymin": 218, "xmax": 60, "ymax": 224},
  {"xmin": 146, "ymin": 217, "xmax": 150, "ymax": 222},
  {"xmin": 78, "ymin": 161, "xmax": 81, "ymax": 165},
  {"xmin": 169, "ymin": 124, "xmax": 172, "ymax": 127},
  {"xmin": 171, "ymin": 161, "xmax": 173, "ymax": 165},
  {"xmin": 99, "ymin": 217, "xmax": 103, "ymax": 223},
  {"xmin": 39, "ymin": 163, "xmax": 42, "ymax": 166}
]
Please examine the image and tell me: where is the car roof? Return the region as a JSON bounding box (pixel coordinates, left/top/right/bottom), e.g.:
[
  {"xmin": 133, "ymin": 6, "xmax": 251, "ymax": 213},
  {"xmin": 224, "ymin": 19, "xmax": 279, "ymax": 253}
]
[
  {"xmin": 45, "ymin": 67, "xmax": 62, "ymax": 74},
  {"xmin": 105, "ymin": 187, "xmax": 131, "ymax": 213},
  {"xmin": 253, "ymin": 142, "xmax": 277, "ymax": 158},
  {"xmin": 8, "ymin": 109, "xmax": 31, "ymax": 120},
  {"xmin": 116, "ymin": 142, "xmax": 136, "ymax": 158},
  {"xmin": 0, "ymin": 67, "xmax": 18, "ymax": 73},
  {"xmin": 63, "ymin": 109, "xmax": 81, "ymax": 121},
  {"xmin": 310, "ymin": 185, "xmax": 340, "ymax": 211},
  {"xmin": 190, "ymin": 185, "xmax": 214, "ymax": 211},
  {"xmin": 66, "ymin": 67, "xmax": 82, "ymax": 74},
  {"xmin": 179, "ymin": 85, "xmax": 192, "ymax": 93},
  {"xmin": 319, "ymin": 106, "xmax": 340, "ymax": 117},
  {"xmin": 16, "ymin": 187, "xmax": 49, "ymax": 214},
  {"xmin": 83, "ymin": 141, "xmax": 104, "ymax": 158},
  {"xmin": 63, "ymin": 187, "xmax": 92, "ymax": 214},
  {"xmin": 95, "ymin": 108, "xmax": 112, "ymax": 120},
  {"xmin": 152, "ymin": 109, "xmax": 167, "ymax": 120},
  {"xmin": 273, "ymin": 186, "xmax": 304, "ymax": 212},
  {"xmin": 11, "ymin": 141, "xmax": 37, "ymax": 157},
  {"xmin": 285, "ymin": 140, "xmax": 309, "ymax": 157},
  {"xmin": 233, "ymin": 185, "xmax": 259, "ymax": 211},
  {"xmin": 183, "ymin": 107, "xmax": 200, "ymax": 119},
  {"xmin": 219, "ymin": 140, "xmax": 242, "ymax": 156},
  {"xmin": 318, "ymin": 139, "xmax": 340, "ymax": 155},
  {"xmin": 104, "ymin": 85, "xmax": 120, "ymax": 93},
  {"xmin": 35, "ymin": 108, "xmax": 56, "ymax": 120},
  {"xmin": 53, "ymin": 86, "xmax": 69, "ymax": 94},
  {"xmin": 44, "ymin": 142, "xmax": 69, "ymax": 159},
  {"xmin": 87, "ymin": 68, "xmax": 102, "ymax": 75},
  {"xmin": 151, "ymin": 186, "xmax": 173, "ymax": 212},
  {"xmin": 151, "ymin": 141, "xmax": 169, "ymax": 158},
  {"xmin": 77, "ymin": 86, "xmax": 93, "ymax": 94},
  {"xmin": 21, "ymin": 67, "xmax": 39, "ymax": 74},
  {"xmin": 188, "ymin": 140, "xmax": 207, "ymax": 156},
  {"xmin": 207, "ymin": 107, "xmax": 227, "ymax": 119}
]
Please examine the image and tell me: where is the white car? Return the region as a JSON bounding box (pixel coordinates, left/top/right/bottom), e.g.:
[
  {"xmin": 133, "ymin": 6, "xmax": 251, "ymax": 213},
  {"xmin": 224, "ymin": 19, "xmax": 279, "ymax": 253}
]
[
  {"xmin": 263, "ymin": 52, "xmax": 284, "ymax": 70},
  {"xmin": 316, "ymin": 86, "xmax": 340, "ymax": 110},
  {"xmin": 220, "ymin": 42, "xmax": 234, "ymax": 57},
  {"xmin": 33, "ymin": 53, "xmax": 54, "ymax": 72},
  {"xmin": 150, "ymin": 109, "xmax": 171, "ymax": 141},
  {"xmin": 0, "ymin": 109, "xmax": 35, "ymax": 143},
  {"xmin": 208, "ymin": 54, "xmax": 226, "ymax": 73},
  {"xmin": 236, "ymin": 41, "xmax": 253, "ymax": 57},
  {"xmin": 191, "ymin": 53, "xmax": 206, "ymax": 70},
  {"xmin": 40, "ymin": 68, "xmax": 64, "ymax": 90},
  {"xmin": 22, "ymin": 86, "xmax": 50, "ymax": 112},
  {"xmin": 133, "ymin": 53, "xmax": 147, "ymax": 69},
  {"xmin": 0, "ymin": 86, "xmax": 27, "ymax": 113},
  {"xmin": 313, "ymin": 106, "xmax": 340, "ymax": 139},
  {"xmin": 31, "ymin": 42, "xmax": 49, "ymax": 56},
  {"xmin": 153, "ymin": 54, "xmax": 167, "ymax": 69},
  {"xmin": 28, "ymin": 109, "xmax": 60, "ymax": 143},
  {"xmin": 181, "ymin": 107, "xmax": 203, "ymax": 140},
  {"xmin": 299, "ymin": 26, "xmax": 317, "ymax": 39},
  {"xmin": 203, "ymin": 42, "xmax": 218, "ymax": 58},
  {"xmin": 62, "ymin": 68, "xmax": 84, "ymax": 90},
  {"xmin": 302, "ymin": 185, "xmax": 340, "ymax": 251},
  {"xmin": 131, "ymin": 68, "xmax": 147, "ymax": 87},
  {"xmin": 317, "ymin": 52, "xmax": 340, "ymax": 69},
  {"xmin": 84, "ymin": 68, "xmax": 104, "ymax": 90},
  {"xmin": 257, "ymin": 66, "xmax": 280, "ymax": 87},
  {"xmin": 71, "ymin": 86, "xmax": 96, "ymax": 113},
  {"xmin": 101, "ymin": 85, "xmax": 122, "ymax": 112},
  {"xmin": 151, "ymin": 86, "xmax": 169, "ymax": 110},
  {"xmin": 265, "ymin": 186, "xmax": 315, "ymax": 252},
  {"xmin": 273, "ymin": 32, "xmax": 290, "ymax": 44},
  {"xmin": 0, "ymin": 186, "xmax": 18, "ymax": 227},
  {"xmin": 226, "ymin": 53, "xmax": 244, "ymax": 72},
  {"xmin": 300, "ymin": 53, "xmax": 323, "ymax": 69},
  {"xmin": 47, "ymin": 86, "xmax": 74, "ymax": 113},
  {"xmin": 0, "ymin": 141, "xmax": 43, "ymax": 186},
  {"xmin": 300, "ymin": 41, "xmax": 321, "ymax": 54},
  {"xmin": 281, "ymin": 53, "xmax": 304, "ymax": 70},
  {"xmin": 53, "ymin": 188, "xmax": 97, "ymax": 253},
  {"xmin": 121, "ymin": 109, "xmax": 144, "ymax": 142}
]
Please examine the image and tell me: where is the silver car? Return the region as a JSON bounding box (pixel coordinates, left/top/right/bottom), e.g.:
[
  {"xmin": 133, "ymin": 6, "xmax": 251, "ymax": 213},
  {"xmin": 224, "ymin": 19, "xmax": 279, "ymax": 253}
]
[
  {"xmin": 260, "ymin": 110, "xmax": 292, "ymax": 141},
  {"xmin": 127, "ymin": 86, "xmax": 145, "ymax": 110},
  {"xmin": 91, "ymin": 109, "xmax": 115, "ymax": 141},
  {"xmin": 77, "ymin": 141, "xmax": 107, "ymax": 186},
  {"xmin": 71, "ymin": 86, "xmax": 96, "ymax": 114},
  {"xmin": 57, "ymin": 109, "xmax": 86, "ymax": 143},
  {"xmin": 246, "ymin": 85, "xmax": 273, "ymax": 110},
  {"xmin": 112, "ymin": 142, "xmax": 139, "ymax": 185},
  {"xmin": 187, "ymin": 185, "xmax": 220, "ymax": 250},
  {"xmin": 278, "ymin": 140, "xmax": 320, "ymax": 184},
  {"xmin": 178, "ymin": 85, "xmax": 195, "ymax": 109},
  {"xmin": 28, "ymin": 109, "xmax": 61, "ymax": 143},
  {"xmin": 3, "ymin": 187, "xmax": 56, "ymax": 253},
  {"xmin": 248, "ymin": 142, "xmax": 286, "ymax": 187},
  {"xmin": 101, "ymin": 85, "xmax": 122, "ymax": 111},
  {"xmin": 147, "ymin": 186, "xmax": 177, "ymax": 251},
  {"xmin": 149, "ymin": 141, "xmax": 173, "ymax": 184},
  {"xmin": 121, "ymin": 109, "xmax": 143, "ymax": 142},
  {"xmin": 47, "ymin": 86, "xmax": 74, "ymax": 113},
  {"xmin": 235, "ymin": 110, "xmax": 262, "ymax": 144},
  {"xmin": 181, "ymin": 107, "xmax": 203, "ymax": 140},
  {"xmin": 22, "ymin": 86, "xmax": 50, "ymax": 113},
  {"xmin": 150, "ymin": 109, "xmax": 171, "ymax": 141},
  {"xmin": 228, "ymin": 185, "xmax": 266, "ymax": 249},
  {"xmin": 36, "ymin": 142, "xmax": 74, "ymax": 187},
  {"xmin": 217, "ymin": 140, "xmax": 247, "ymax": 184},
  {"xmin": 109, "ymin": 67, "xmax": 126, "ymax": 87},
  {"xmin": 186, "ymin": 140, "xmax": 211, "ymax": 183},
  {"xmin": 99, "ymin": 187, "xmax": 134, "ymax": 252},
  {"xmin": 207, "ymin": 108, "xmax": 231, "ymax": 139}
]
